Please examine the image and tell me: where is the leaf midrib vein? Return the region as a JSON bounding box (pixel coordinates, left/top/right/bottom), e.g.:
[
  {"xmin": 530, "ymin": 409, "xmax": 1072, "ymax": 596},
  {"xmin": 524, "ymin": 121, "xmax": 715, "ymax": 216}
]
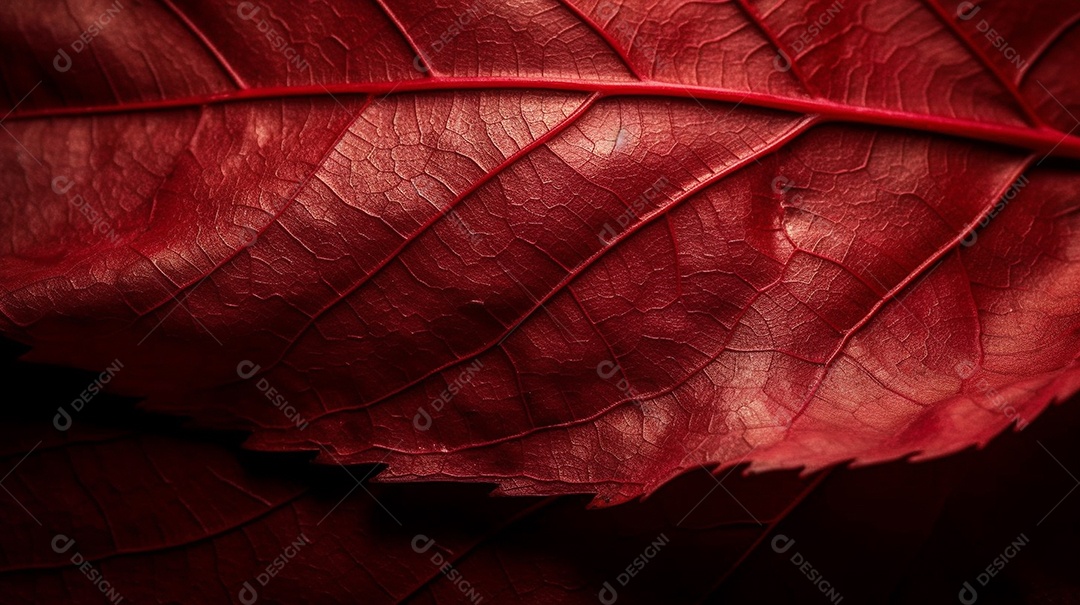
[{"xmin": 8, "ymin": 79, "xmax": 1080, "ymax": 158}]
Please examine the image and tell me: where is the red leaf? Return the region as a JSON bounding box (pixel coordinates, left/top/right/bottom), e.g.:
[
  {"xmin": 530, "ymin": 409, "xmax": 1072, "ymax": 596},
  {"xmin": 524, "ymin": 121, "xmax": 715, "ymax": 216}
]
[{"xmin": 2, "ymin": 0, "xmax": 1079, "ymax": 503}]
